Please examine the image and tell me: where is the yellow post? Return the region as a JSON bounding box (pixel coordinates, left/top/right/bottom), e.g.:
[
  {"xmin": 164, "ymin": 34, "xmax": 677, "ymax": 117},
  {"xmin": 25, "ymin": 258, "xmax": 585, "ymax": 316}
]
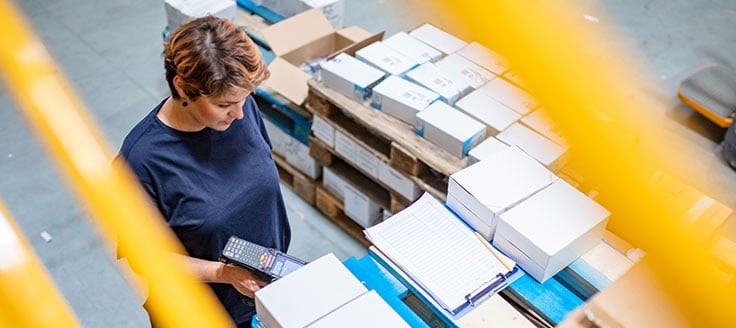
[
  {"xmin": 0, "ymin": 202, "xmax": 81, "ymax": 328},
  {"xmin": 0, "ymin": 1, "xmax": 233, "ymax": 327},
  {"xmin": 434, "ymin": 0, "xmax": 736, "ymax": 326}
]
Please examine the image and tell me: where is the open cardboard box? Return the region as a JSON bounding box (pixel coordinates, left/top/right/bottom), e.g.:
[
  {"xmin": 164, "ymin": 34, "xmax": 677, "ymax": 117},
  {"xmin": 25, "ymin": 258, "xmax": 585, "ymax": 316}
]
[{"xmin": 261, "ymin": 9, "xmax": 383, "ymax": 105}]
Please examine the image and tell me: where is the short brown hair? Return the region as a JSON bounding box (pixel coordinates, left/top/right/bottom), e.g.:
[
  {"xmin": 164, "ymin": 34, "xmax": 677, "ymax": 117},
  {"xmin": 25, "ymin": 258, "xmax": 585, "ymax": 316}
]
[{"xmin": 163, "ymin": 16, "xmax": 269, "ymax": 100}]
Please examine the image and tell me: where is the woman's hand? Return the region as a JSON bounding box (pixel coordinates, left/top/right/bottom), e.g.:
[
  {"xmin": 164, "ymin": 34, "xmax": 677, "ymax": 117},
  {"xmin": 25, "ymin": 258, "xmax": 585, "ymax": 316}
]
[{"xmin": 219, "ymin": 263, "xmax": 268, "ymax": 298}]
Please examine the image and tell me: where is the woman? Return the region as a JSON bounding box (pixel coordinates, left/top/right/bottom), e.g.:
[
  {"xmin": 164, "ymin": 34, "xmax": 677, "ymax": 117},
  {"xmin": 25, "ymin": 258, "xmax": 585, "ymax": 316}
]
[{"xmin": 117, "ymin": 16, "xmax": 291, "ymax": 326}]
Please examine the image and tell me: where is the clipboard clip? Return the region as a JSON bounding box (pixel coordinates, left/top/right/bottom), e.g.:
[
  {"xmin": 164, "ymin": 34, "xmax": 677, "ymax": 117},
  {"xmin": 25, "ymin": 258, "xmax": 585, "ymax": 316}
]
[{"xmin": 464, "ymin": 273, "xmax": 508, "ymax": 307}]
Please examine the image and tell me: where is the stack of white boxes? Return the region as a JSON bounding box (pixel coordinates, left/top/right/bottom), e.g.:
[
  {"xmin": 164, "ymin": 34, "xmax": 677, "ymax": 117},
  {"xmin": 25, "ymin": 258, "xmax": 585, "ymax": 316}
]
[
  {"xmin": 446, "ymin": 146, "xmax": 557, "ymax": 240},
  {"xmin": 495, "ymin": 180, "xmax": 610, "ymax": 282},
  {"xmin": 255, "ymin": 253, "xmax": 409, "ymax": 327},
  {"xmin": 321, "ymin": 53, "xmax": 387, "ymax": 103},
  {"xmin": 163, "ymin": 0, "xmax": 236, "ymax": 30},
  {"xmin": 356, "ymin": 41, "xmax": 419, "ymax": 77},
  {"xmin": 371, "ymin": 75, "xmax": 439, "ymax": 130},
  {"xmin": 496, "ymin": 122, "xmax": 568, "ymax": 172}
]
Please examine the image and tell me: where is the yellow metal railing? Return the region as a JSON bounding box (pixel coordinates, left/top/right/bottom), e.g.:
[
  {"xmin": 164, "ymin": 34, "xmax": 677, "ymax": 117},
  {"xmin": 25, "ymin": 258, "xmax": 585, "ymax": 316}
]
[
  {"xmin": 438, "ymin": 1, "xmax": 736, "ymax": 326},
  {"xmin": 0, "ymin": 202, "xmax": 80, "ymax": 328},
  {"xmin": 0, "ymin": 1, "xmax": 233, "ymax": 326}
]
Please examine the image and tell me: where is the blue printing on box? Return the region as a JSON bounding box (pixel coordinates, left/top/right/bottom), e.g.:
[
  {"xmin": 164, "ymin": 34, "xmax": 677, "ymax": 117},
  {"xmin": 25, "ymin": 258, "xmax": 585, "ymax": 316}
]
[
  {"xmin": 344, "ymin": 256, "xmax": 429, "ymax": 327},
  {"xmin": 462, "ymin": 130, "xmax": 484, "ymax": 157},
  {"xmin": 236, "ymin": 0, "xmax": 284, "ymax": 24},
  {"xmin": 255, "ymin": 88, "xmax": 311, "ymax": 146}
]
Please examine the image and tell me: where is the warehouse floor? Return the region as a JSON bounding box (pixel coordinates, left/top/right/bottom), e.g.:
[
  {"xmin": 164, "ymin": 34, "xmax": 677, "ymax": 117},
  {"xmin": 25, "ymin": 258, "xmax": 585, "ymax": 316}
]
[{"xmin": 1, "ymin": 0, "xmax": 735, "ymax": 326}]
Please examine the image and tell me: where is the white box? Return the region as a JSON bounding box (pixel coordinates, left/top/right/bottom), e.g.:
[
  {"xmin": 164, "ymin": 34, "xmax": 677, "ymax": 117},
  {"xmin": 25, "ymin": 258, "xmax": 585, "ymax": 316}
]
[
  {"xmin": 311, "ymin": 115, "xmax": 336, "ymax": 148},
  {"xmin": 496, "ymin": 122, "xmax": 568, "ymax": 171},
  {"xmin": 378, "ymin": 161, "xmax": 421, "ymax": 201},
  {"xmin": 467, "ymin": 136, "xmax": 509, "ymax": 166},
  {"xmin": 409, "ymin": 23, "xmax": 467, "ymax": 54},
  {"xmin": 310, "ymin": 290, "xmax": 410, "ymax": 327},
  {"xmin": 520, "ymin": 109, "xmax": 568, "ymax": 146},
  {"xmin": 416, "ymin": 101, "xmax": 486, "ymax": 158},
  {"xmin": 456, "ymin": 42, "xmax": 510, "ymax": 75},
  {"xmin": 479, "ymin": 78, "xmax": 538, "ymax": 115},
  {"xmin": 406, "ymin": 62, "xmax": 470, "ymax": 106},
  {"xmin": 455, "ymin": 87, "xmax": 522, "ymax": 137},
  {"xmin": 446, "ymin": 146, "xmax": 557, "ymax": 240},
  {"xmin": 255, "ymin": 253, "xmax": 367, "ymax": 328},
  {"xmin": 284, "ymin": 137, "xmax": 322, "ymax": 179},
  {"xmin": 334, "ymin": 131, "xmax": 379, "ymax": 178},
  {"xmin": 344, "ymin": 183, "xmax": 382, "ymax": 228},
  {"xmin": 495, "ymin": 180, "xmax": 610, "ymax": 283},
  {"xmin": 356, "ymin": 41, "xmax": 419, "ymax": 76},
  {"xmin": 383, "ymin": 31, "xmax": 442, "ymax": 64},
  {"xmin": 263, "ymin": 118, "xmax": 290, "ymax": 157},
  {"xmin": 435, "ymin": 54, "xmax": 495, "ymax": 89},
  {"xmin": 260, "ymin": 0, "xmax": 345, "ymax": 29},
  {"xmin": 322, "ymin": 166, "xmax": 347, "ymax": 200},
  {"xmin": 321, "ymin": 53, "xmax": 387, "ymax": 102},
  {"xmin": 371, "ymin": 76, "xmax": 439, "ymax": 129},
  {"xmin": 164, "ymin": 0, "xmax": 236, "ymax": 30}
]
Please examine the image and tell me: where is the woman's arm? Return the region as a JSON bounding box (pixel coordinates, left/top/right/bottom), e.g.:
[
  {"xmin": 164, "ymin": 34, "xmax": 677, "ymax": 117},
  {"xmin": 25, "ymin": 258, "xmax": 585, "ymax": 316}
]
[{"xmin": 178, "ymin": 255, "xmax": 267, "ymax": 298}]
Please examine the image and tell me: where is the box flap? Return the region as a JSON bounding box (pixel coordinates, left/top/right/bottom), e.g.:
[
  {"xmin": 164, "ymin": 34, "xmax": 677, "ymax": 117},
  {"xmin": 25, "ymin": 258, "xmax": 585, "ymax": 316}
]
[
  {"xmin": 337, "ymin": 26, "xmax": 373, "ymax": 42},
  {"xmin": 264, "ymin": 57, "xmax": 312, "ymax": 105},
  {"xmin": 261, "ymin": 9, "xmax": 334, "ymax": 56},
  {"xmin": 328, "ymin": 31, "xmax": 384, "ymax": 59}
]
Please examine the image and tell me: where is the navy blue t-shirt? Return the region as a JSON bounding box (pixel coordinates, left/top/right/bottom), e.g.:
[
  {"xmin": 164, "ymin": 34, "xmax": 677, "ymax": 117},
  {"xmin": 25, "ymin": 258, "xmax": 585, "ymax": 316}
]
[{"xmin": 117, "ymin": 96, "xmax": 291, "ymax": 325}]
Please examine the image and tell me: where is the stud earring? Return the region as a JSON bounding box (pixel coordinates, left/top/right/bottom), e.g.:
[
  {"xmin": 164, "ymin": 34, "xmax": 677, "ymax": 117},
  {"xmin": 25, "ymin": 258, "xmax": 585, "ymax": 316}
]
[{"xmin": 182, "ymin": 101, "xmax": 188, "ymax": 107}]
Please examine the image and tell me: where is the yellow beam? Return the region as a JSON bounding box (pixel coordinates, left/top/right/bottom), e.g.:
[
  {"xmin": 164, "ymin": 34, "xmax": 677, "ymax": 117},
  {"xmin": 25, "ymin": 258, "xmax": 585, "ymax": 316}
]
[
  {"xmin": 0, "ymin": 202, "xmax": 80, "ymax": 328},
  {"xmin": 435, "ymin": 1, "xmax": 735, "ymax": 325},
  {"xmin": 0, "ymin": 1, "xmax": 233, "ymax": 327}
]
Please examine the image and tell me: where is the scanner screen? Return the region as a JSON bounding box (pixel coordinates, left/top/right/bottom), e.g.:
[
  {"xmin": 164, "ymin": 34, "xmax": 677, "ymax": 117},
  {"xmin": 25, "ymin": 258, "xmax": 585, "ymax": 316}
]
[{"xmin": 270, "ymin": 254, "xmax": 304, "ymax": 277}]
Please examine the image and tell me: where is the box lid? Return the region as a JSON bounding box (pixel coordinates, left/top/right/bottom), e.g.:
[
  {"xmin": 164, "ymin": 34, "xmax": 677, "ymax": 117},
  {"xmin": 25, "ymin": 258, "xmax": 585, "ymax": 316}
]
[
  {"xmin": 451, "ymin": 146, "xmax": 557, "ymax": 214},
  {"xmin": 456, "ymin": 88, "xmax": 521, "ymax": 133},
  {"xmin": 468, "ymin": 137, "xmax": 509, "ymax": 162},
  {"xmin": 261, "ymin": 9, "xmax": 334, "ymax": 56},
  {"xmin": 263, "ymin": 57, "xmax": 313, "ymax": 106},
  {"xmin": 479, "ymin": 78, "xmax": 538, "ymax": 115},
  {"xmin": 496, "ymin": 122, "xmax": 567, "ymax": 167},
  {"xmin": 457, "ymin": 42, "xmax": 510, "ymax": 75},
  {"xmin": 417, "ymin": 101, "xmax": 485, "ymax": 142},
  {"xmin": 520, "ymin": 109, "xmax": 568, "ymax": 146},
  {"xmin": 373, "ymin": 75, "xmax": 438, "ymax": 110},
  {"xmin": 499, "ymin": 180, "xmax": 610, "ymax": 262}
]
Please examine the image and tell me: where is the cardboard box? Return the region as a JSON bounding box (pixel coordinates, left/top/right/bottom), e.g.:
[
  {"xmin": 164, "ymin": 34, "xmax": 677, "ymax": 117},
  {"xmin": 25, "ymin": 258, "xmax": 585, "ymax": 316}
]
[
  {"xmin": 435, "ymin": 53, "xmax": 495, "ymax": 89},
  {"xmin": 263, "ymin": 117, "xmax": 290, "ymax": 157},
  {"xmin": 416, "ymin": 101, "xmax": 486, "ymax": 158},
  {"xmin": 371, "ymin": 75, "xmax": 439, "ymax": 129},
  {"xmin": 409, "ymin": 23, "xmax": 467, "ymax": 55},
  {"xmin": 311, "ymin": 115, "xmax": 335, "ymax": 148},
  {"xmin": 557, "ymin": 261, "xmax": 691, "ymax": 328},
  {"xmin": 496, "ymin": 122, "xmax": 568, "ymax": 171},
  {"xmin": 284, "ymin": 136, "xmax": 322, "ymax": 179},
  {"xmin": 343, "ymin": 183, "xmax": 382, "ymax": 228},
  {"xmin": 406, "ymin": 62, "xmax": 470, "ymax": 106},
  {"xmin": 520, "ymin": 109, "xmax": 568, "ymax": 146},
  {"xmin": 383, "ymin": 31, "xmax": 442, "ymax": 64},
  {"xmin": 255, "ymin": 253, "xmax": 367, "ymax": 328},
  {"xmin": 502, "ymin": 69, "xmax": 527, "ymax": 90},
  {"xmin": 495, "ymin": 180, "xmax": 609, "ymax": 283},
  {"xmin": 322, "ymin": 166, "xmax": 347, "ymax": 200},
  {"xmin": 310, "ymin": 290, "xmax": 410, "ymax": 327},
  {"xmin": 334, "ymin": 130, "xmax": 380, "ymax": 178},
  {"xmin": 355, "ymin": 41, "xmax": 419, "ymax": 76},
  {"xmin": 446, "ymin": 146, "xmax": 557, "ymax": 240},
  {"xmin": 321, "ymin": 53, "xmax": 387, "ymax": 102},
  {"xmin": 467, "ymin": 136, "xmax": 509, "ymax": 166},
  {"xmin": 259, "ymin": 0, "xmax": 345, "ymax": 29},
  {"xmin": 457, "ymin": 42, "xmax": 510, "ymax": 75},
  {"xmin": 378, "ymin": 161, "xmax": 421, "ymax": 201},
  {"xmin": 261, "ymin": 9, "xmax": 383, "ymax": 105},
  {"xmin": 455, "ymin": 86, "xmax": 522, "ymax": 137},
  {"xmin": 164, "ymin": 0, "xmax": 236, "ymax": 30},
  {"xmin": 479, "ymin": 78, "xmax": 538, "ymax": 115}
]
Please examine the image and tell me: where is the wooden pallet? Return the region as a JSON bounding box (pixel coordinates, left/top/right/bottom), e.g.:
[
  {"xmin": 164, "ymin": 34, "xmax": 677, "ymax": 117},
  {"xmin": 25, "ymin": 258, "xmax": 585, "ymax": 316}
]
[
  {"xmin": 314, "ymin": 184, "xmax": 372, "ymax": 247},
  {"xmin": 311, "ymin": 137, "xmax": 413, "ymax": 213},
  {"xmin": 272, "ymin": 152, "xmax": 316, "ymax": 205},
  {"xmin": 306, "ymin": 80, "xmax": 463, "ymax": 201}
]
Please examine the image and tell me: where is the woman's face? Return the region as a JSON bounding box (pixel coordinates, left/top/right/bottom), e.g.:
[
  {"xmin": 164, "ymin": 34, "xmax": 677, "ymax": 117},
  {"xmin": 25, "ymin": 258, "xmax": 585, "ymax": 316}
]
[{"xmin": 188, "ymin": 88, "xmax": 250, "ymax": 131}]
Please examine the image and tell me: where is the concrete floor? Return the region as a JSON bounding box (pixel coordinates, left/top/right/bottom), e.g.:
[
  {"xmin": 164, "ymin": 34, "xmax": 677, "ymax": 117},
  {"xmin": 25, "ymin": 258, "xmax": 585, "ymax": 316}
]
[{"xmin": 1, "ymin": 0, "xmax": 734, "ymax": 326}]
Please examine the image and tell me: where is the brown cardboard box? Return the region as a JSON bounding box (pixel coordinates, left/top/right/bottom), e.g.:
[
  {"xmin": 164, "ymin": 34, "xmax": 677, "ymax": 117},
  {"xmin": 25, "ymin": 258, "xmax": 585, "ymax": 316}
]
[
  {"xmin": 260, "ymin": 9, "xmax": 382, "ymax": 105},
  {"xmin": 558, "ymin": 261, "xmax": 691, "ymax": 328}
]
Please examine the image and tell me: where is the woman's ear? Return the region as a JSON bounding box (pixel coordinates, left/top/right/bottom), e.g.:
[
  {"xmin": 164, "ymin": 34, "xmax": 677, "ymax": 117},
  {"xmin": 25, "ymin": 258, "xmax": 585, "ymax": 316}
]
[{"xmin": 172, "ymin": 75, "xmax": 186, "ymax": 99}]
